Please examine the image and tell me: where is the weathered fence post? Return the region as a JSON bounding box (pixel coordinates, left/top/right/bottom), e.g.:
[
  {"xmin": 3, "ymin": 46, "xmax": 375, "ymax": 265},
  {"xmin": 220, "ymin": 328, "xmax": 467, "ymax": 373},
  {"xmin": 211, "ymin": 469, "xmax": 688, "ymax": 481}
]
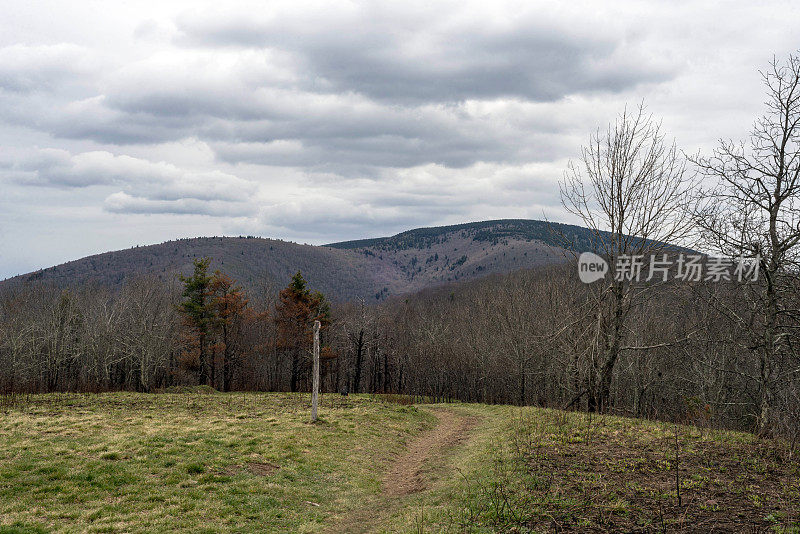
[{"xmin": 311, "ymin": 320, "xmax": 320, "ymax": 422}]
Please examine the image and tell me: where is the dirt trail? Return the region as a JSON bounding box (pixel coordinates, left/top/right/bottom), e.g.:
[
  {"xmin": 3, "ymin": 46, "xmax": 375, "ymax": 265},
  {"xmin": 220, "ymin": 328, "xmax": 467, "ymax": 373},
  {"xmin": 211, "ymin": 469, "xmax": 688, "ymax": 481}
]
[{"xmin": 325, "ymin": 407, "xmax": 479, "ymax": 533}]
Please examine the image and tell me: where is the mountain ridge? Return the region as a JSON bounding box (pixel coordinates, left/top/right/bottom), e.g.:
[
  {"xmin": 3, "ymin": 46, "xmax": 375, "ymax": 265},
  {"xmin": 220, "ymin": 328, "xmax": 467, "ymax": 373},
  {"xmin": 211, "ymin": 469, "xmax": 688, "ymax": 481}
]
[
  {"xmin": 325, "ymin": 218, "xmax": 595, "ymax": 251},
  {"xmin": 2, "ymin": 219, "xmax": 594, "ymax": 302}
]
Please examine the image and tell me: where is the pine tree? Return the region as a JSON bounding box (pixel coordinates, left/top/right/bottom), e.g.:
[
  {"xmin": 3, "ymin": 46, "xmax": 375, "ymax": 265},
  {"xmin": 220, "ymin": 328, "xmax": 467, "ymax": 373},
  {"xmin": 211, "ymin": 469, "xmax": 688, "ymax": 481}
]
[
  {"xmin": 274, "ymin": 271, "xmax": 330, "ymax": 392},
  {"xmin": 209, "ymin": 271, "xmax": 249, "ymax": 392},
  {"xmin": 178, "ymin": 258, "xmax": 213, "ymax": 385}
]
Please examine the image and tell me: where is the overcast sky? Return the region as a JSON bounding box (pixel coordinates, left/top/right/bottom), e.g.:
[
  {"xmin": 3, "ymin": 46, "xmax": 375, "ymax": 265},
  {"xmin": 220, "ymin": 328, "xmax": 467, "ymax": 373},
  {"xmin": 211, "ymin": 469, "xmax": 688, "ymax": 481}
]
[{"xmin": 0, "ymin": 0, "xmax": 797, "ymax": 278}]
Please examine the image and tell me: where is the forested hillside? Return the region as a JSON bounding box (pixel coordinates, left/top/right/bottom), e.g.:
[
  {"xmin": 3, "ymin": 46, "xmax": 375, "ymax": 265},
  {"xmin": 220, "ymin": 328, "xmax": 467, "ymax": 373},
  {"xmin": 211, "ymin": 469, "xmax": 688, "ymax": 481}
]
[
  {"xmin": 6, "ymin": 236, "xmax": 387, "ymax": 303},
  {"xmin": 1, "ymin": 219, "xmax": 581, "ymax": 302}
]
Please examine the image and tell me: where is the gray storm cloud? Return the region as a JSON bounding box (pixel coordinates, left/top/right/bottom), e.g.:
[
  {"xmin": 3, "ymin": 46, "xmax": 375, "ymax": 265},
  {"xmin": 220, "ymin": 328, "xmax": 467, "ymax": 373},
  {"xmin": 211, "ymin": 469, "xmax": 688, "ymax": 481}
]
[
  {"xmin": 0, "ymin": 0, "xmax": 796, "ymax": 277},
  {"xmin": 3, "ymin": 148, "xmax": 257, "ymax": 207},
  {"xmin": 175, "ymin": 4, "xmax": 674, "ymax": 103}
]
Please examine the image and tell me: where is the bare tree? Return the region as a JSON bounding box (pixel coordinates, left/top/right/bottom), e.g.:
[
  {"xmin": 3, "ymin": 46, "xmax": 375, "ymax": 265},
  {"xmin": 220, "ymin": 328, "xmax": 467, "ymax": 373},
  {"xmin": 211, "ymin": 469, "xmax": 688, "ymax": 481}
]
[
  {"xmin": 692, "ymin": 53, "xmax": 800, "ymax": 435},
  {"xmin": 338, "ymin": 298, "xmax": 380, "ymax": 394},
  {"xmin": 560, "ymin": 105, "xmax": 695, "ymax": 412}
]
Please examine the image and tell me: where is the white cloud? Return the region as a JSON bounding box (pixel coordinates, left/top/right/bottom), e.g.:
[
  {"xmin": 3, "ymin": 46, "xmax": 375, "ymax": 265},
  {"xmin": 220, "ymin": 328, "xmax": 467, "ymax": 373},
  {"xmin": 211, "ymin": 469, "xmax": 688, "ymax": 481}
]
[
  {"xmin": 2, "ymin": 148, "xmax": 257, "ymax": 212},
  {"xmin": 0, "ymin": 43, "xmax": 97, "ymax": 93},
  {"xmin": 0, "ymin": 0, "xmax": 799, "ymax": 276},
  {"xmin": 104, "ymin": 191, "xmax": 256, "ymax": 217}
]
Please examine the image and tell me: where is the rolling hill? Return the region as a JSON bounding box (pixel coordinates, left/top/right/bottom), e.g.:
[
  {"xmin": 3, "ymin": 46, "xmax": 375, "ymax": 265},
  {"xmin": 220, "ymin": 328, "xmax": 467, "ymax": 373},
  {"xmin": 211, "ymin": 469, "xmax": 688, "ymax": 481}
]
[{"xmin": 1, "ymin": 219, "xmax": 594, "ymax": 302}]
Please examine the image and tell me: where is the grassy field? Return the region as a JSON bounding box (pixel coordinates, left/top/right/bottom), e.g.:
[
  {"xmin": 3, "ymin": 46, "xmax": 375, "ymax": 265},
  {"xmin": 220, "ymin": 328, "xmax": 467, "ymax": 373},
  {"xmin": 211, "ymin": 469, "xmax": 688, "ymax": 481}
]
[
  {"xmin": 0, "ymin": 392, "xmax": 433, "ymax": 533},
  {"xmin": 388, "ymin": 406, "xmax": 800, "ymax": 532},
  {"xmin": 1, "ymin": 392, "xmax": 798, "ymax": 533}
]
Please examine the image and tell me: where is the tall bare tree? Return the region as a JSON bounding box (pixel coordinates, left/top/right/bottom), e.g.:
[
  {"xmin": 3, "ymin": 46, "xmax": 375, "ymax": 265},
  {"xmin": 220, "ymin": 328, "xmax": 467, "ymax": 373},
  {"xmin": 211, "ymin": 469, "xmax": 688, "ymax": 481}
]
[
  {"xmin": 560, "ymin": 105, "xmax": 695, "ymax": 412},
  {"xmin": 692, "ymin": 53, "xmax": 800, "ymax": 435}
]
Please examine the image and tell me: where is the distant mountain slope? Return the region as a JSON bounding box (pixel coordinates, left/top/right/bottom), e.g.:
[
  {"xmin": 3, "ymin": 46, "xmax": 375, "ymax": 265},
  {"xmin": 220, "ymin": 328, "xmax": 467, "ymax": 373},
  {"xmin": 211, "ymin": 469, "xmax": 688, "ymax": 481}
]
[
  {"xmin": 326, "ymin": 219, "xmax": 595, "ymax": 251},
  {"xmin": 325, "ymin": 219, "xmax": 584, "ymax": 297},
  {"xmin": 5, "ymin": 237, "xmax": 392, "ymax": 303},
  {"xmin": 2, "ymin": 219, "xmax": 590, "ymax": 302}
]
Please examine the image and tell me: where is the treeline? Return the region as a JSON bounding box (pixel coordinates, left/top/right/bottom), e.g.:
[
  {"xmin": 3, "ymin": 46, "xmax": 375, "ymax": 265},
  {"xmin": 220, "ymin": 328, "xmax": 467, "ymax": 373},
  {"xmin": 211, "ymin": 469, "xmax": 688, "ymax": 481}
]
[
  {"xmin": 334, "ymin": 264, "xmax": 799, "ymax": 438},
  {"xmin": 0, "ymin": 261, "xmax": 796, "ymax": 440},
  {"xmin": 328, "ymin": 219, "xmax": 600, "ymax": 252},
  {"xmin": 0, "ymin": 263, "xmax": 336, "ymax": 396}
]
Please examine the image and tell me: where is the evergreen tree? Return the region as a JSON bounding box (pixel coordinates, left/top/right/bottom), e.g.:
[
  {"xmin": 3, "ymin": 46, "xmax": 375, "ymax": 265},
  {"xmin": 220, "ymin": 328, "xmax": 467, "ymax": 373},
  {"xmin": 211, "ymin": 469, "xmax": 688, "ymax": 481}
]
[
  {"xmin": 178, "ymin": 258, "xmax": 213, "ymax": 385},
  {"xmin": 209, "ymin": 271, "xmax": 249, "ymax": 391},
  {"xmin": 274, "ymin": 271, "xmax": 330, "ymax": 392}
]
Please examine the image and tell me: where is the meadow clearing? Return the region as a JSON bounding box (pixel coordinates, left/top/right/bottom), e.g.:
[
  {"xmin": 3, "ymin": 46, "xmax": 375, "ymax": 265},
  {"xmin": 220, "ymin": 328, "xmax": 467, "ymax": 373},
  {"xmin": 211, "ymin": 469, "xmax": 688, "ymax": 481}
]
[{"xmin": 0, "ymin": 392, "xmax": 798, "ymax": 533}]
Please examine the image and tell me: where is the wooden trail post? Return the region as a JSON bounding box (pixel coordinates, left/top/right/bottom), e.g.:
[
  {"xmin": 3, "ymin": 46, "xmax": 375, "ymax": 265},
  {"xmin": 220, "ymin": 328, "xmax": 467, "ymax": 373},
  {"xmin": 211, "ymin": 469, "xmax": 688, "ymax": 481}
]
[{"xmin": 311, "ymin": 320, "xmax": 320, "ymax": 422}]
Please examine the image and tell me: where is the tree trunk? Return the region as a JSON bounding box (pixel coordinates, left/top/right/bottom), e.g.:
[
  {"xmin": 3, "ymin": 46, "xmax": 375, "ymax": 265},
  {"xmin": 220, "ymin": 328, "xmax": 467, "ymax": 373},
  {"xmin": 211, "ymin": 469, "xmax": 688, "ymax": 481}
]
[
  {"xmin": 311, "ymin": 321, "xmax": 320, "ymax": 422},
  {"xmin": 352, "ymin": 329, "xmax": 364, "ymax": 393},
  {"xmin": 222, "ymin": 323, "xmax": 231, "ymax": 392},
  {"xmin": 382, "ymin": 351, "xmax": 389, "ymax": 393},
  {"xmin": 198, "ymin": 331, "xmax": 208, "ymax": 386},
  {"xmin": 290, "ymin": 350, "xmax": 299, "ymax": 393}
]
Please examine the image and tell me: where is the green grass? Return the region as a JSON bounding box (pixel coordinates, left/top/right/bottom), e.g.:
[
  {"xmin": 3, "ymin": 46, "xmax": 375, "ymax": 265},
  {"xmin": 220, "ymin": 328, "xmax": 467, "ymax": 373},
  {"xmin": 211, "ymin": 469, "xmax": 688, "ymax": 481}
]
[
  {"xmin": 384, "ymin": 406, "xmax": 800, "ymax": 533},
  {"xmin": 2, "ymin": 394, "xmax": 798, "ymax": 533},
  {"xmin": 0, "ymin": 392, "xmax": 433, "ymax": 533}
]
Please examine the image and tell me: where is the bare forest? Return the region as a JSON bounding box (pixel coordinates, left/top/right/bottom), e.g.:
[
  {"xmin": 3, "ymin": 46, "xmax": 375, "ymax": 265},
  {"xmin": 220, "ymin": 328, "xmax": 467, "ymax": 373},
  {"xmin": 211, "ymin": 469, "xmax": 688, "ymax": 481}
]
[{"xmin": 1, "ymin": 54, "xmax": 799, "ymax": 442}]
